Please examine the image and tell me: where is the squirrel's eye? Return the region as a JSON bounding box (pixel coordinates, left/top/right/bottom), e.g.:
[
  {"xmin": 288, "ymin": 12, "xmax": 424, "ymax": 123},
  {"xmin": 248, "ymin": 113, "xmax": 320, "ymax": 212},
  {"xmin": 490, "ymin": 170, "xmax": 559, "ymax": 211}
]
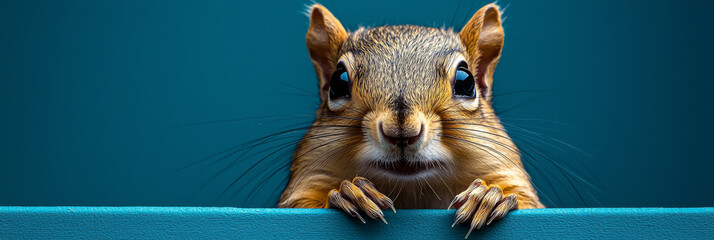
[
  {"xmin": 453, "ymin": 62, "xmax": 476, "ymax": 98},
  {"xmin": 329, "ymin": 63, "xmax": 350, "ymax": 99}
]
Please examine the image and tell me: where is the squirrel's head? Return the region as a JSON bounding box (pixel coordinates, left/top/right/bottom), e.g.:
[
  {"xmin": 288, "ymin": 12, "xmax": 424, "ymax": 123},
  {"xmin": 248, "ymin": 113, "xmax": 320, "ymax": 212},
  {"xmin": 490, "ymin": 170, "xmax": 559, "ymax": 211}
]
[{"xmin": 303, "ymin": 4, "xmax": 511, "ymax": 182}]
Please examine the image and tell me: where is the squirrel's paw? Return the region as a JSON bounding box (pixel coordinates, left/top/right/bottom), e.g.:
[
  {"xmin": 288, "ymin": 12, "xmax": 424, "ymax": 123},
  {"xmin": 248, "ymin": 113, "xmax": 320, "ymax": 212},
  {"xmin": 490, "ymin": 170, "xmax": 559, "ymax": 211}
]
[
  {"xmin": 448, "ymin": 178, "xmax": 518, "ymax": 238},
  {"xmin": 326, "ymin": 176, "xmax": 395, "ymax": 224}
]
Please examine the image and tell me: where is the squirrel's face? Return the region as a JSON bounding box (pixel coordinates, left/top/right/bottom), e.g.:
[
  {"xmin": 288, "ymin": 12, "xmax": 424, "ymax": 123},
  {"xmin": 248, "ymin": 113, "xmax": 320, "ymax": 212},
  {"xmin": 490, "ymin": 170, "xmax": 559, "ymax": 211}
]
[
  {"xmin": 326, "ymin": 27, "xmax": 480, "ymax": 181},
  {"xmin": 303, "ymin": 4, "xmax": 507, "ymax": 182}
]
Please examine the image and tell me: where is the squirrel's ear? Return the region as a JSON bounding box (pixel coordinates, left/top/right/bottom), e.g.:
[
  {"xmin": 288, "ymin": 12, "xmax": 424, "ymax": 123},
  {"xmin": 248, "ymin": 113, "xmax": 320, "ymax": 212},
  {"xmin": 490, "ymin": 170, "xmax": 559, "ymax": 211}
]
[
  {"xmin": 459, "ymin": 4, "xmax": 504, "ymax": 99},
  {"xmin": 306, "ymin": 4, "xmax": 348, "ymax": 99}
]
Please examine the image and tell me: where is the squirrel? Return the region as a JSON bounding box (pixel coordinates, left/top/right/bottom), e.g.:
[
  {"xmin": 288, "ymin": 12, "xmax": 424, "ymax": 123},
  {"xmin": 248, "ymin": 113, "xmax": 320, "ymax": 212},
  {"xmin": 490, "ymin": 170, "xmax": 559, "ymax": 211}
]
[{"xmin": 279, "ymin": 3, "xmax": 544, "ymax": 237}]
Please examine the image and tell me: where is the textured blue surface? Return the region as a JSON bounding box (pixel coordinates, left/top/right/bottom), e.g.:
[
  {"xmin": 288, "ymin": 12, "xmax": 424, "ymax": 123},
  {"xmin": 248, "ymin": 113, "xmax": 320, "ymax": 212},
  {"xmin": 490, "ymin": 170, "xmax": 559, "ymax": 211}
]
[{"xmin": 1, "ymin": 207, "xmax": 712, "ymax": 239}]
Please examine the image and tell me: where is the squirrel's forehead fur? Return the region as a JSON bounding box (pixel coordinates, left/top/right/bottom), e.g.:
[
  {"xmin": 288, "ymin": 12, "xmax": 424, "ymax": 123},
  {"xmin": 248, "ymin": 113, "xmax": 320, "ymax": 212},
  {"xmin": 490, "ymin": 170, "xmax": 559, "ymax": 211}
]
[
  {"xmin": 342, "ymin": 25, "xmax": 464, "ymax": 61},
  {"xmin": 339, "ymin": 25, "xmax": 466, "ymax": 108}
]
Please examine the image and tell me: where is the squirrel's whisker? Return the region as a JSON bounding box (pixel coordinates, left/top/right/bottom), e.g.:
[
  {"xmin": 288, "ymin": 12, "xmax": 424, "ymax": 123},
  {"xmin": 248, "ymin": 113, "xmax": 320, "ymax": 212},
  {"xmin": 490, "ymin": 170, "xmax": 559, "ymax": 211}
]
[
  {"xmin": 227, "ymin": 133, "xmax": 365, "ymax": 204},
  {"xmin": 169, "ymin": 115, "xmax": 315, "ymax": 129},
  {"xmin": 175, "ymin": 124, "xmax": 316, "ymax": 175}
]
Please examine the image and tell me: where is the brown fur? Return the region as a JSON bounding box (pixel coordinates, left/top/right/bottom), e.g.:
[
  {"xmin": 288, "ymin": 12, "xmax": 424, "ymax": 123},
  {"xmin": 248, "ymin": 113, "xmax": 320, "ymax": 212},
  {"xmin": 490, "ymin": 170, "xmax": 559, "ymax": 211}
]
[{"xmin": 279, "ymin": 4, "xmax": 544, "ymax": 210}]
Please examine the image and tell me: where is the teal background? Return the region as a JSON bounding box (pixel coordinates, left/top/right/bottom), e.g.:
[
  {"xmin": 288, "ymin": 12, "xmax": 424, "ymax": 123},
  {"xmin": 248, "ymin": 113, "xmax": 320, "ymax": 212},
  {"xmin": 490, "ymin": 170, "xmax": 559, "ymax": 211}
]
[{"xmin": 1, "ymin": 0, "xmax": 712, "ymax": 207}]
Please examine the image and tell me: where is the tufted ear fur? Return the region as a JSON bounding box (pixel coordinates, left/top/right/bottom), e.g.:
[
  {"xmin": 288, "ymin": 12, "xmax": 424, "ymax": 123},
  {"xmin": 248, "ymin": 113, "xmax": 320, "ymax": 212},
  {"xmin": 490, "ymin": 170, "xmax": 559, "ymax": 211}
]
[
  {"xmin": 460, "ymin": 4, "xmax": 504, "ymax": 100},
  {"xmin": 306, "ymin": 4, "xmax": 348, "ymax": 101}
]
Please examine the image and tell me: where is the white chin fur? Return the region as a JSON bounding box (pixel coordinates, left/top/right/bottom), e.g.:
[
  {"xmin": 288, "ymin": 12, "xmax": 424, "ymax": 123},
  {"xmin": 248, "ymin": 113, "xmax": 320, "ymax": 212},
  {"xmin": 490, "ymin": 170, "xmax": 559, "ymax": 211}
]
[
  {"xmin": 370, "ymin": 168, "xmax": 441, "ymax": 182},
  {"xmin": 357, "ymin": 139, "xmax": 453, "ymax": 181}
]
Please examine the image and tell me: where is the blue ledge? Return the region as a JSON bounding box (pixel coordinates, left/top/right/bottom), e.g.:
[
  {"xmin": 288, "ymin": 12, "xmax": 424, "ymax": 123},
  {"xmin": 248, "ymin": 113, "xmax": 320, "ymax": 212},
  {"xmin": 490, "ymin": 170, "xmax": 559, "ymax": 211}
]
[{"xmin": 1, "ymin": 207, "xmax": 713, "ymax": 239}]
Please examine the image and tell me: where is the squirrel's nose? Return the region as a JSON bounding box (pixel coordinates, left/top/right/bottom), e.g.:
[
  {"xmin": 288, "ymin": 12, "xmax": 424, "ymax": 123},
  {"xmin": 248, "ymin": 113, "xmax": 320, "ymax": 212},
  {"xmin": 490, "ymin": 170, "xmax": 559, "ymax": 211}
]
[{"xmin": 380, "ymin": 123, "xmax": 424, "ymax": 148}]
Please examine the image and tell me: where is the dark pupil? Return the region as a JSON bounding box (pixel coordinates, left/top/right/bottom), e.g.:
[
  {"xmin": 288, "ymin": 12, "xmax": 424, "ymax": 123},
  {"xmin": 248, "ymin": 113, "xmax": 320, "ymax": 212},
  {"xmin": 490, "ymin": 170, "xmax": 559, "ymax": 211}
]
[
  {"xmin": 454, "ymin": 66, "xmax": 476, "ymax": 98},
  {"xmin": 329, "ymin": 66, "xmax": 350, "ymax": 99}
]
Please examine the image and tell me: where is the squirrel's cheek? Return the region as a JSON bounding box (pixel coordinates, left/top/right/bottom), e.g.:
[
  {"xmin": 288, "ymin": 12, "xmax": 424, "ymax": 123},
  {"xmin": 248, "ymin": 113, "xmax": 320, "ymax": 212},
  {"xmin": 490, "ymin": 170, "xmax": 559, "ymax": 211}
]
[
  {"xmin": 454, "ymin": 97, "xmax": 479, "ymax": 111},
  {"xmin": 327, "ymin": 98, "xmax": 349, "ymax": 111}
]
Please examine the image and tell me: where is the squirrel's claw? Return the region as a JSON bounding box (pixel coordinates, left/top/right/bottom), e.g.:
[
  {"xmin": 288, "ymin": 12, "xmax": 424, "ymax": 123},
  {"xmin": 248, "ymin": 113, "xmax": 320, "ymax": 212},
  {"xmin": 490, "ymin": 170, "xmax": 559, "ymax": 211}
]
[
  {"xmin": 352, "ymin": 177, "xmax": 396, "ymax": 213},
  {"xmin": 326, "ymin": 177, "xmax": 394, "ymax": 224},
  {"xmin": 468, "ymin": 186, "xmax": 503, "ymax": 235},
  {"xmin": 448, "ymin": 179, "xmax": 485, "ymax": 210},
  {"xmin": 487, "ymin": 194, "xmax": 518, "ymax": 225},
  {"xmin": 327, "ymin": 189, "xmax": 365, "ymax": 223},
  {"xmin": 340, "ymin": 180, "xmax": 385, "ymax": 222},
  {"xmin": 452, "ymin": 184, "xmax": 487, "ymax": 227},
  {"xmin": 451, "ymin": 179, "xmax": 518, "ymax": 239}
]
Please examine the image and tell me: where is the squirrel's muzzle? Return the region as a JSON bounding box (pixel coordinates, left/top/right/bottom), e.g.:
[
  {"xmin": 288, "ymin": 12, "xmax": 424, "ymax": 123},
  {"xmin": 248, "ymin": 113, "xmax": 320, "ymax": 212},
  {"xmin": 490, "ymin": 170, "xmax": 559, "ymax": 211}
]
[
  {"xmin": 380, "ymin": 122, "xmax": 424, "ymax": 148},
  {"xmin": 377, "ymin": 109, "xmax": 427, "ymax": 149}
]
